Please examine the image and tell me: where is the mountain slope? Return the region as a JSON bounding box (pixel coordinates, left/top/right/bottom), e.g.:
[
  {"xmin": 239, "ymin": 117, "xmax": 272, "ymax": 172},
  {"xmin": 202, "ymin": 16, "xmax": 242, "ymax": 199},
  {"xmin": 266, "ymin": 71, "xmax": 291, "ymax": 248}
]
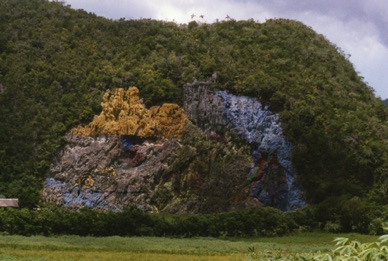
[{"xmin": 0, "ymin": 0, "xmax": 387, "ymax": 208}]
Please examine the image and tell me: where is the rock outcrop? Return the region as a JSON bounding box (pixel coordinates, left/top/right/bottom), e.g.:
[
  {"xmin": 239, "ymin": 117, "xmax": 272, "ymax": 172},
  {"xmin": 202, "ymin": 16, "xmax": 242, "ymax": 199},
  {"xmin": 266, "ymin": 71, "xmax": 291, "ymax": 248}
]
[
  {"xmin": 42, "ymin": 134, "xmax": 179, "ymax": 211},
  {"xmin": 43, "ymin": 87, "xmax": 187, "ymax": 211},
  {"xmin": 183, "ymin": 82, "xmax": 226, "ymax": 130},
  {"xmin": 43, "ymin": 83, "xmax": 304, "ymax": 212},
  {"xmin": 183, "ymin": 80, "xmax": 305, "ymax": 211}
]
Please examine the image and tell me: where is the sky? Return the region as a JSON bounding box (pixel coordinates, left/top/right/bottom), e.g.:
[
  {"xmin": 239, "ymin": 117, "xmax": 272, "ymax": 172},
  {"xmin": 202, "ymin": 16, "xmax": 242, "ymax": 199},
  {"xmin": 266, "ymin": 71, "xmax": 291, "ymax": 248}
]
[{"xmin": 59, "ymin": 0, "xmax": 388, "ymax": 99}]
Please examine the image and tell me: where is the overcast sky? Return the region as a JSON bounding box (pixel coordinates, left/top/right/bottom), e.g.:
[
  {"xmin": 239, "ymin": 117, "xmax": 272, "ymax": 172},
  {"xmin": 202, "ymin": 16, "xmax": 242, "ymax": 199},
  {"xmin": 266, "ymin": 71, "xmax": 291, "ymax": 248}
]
[{"xmin": 60, "ymin": 0, "xmax": 388, "ymax": 99}]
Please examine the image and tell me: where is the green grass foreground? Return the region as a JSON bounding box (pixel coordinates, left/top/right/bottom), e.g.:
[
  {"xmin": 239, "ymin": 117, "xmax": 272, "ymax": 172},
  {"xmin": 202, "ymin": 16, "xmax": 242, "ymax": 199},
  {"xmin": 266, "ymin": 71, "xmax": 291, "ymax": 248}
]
[{"xmin": 0, "ymin": 233, "xmax": 379, "ymax": 261}]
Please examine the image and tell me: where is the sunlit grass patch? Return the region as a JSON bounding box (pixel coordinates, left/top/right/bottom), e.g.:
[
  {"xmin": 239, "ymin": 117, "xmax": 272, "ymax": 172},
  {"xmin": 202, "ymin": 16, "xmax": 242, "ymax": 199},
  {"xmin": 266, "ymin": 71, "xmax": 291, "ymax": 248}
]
[
  {"xmin": 1, "ymin": 248, "xmax": 245, "ymax": 261},
  {"xmin": 0, "ymin": 232, "xmax": 380, "ymax": 261}
]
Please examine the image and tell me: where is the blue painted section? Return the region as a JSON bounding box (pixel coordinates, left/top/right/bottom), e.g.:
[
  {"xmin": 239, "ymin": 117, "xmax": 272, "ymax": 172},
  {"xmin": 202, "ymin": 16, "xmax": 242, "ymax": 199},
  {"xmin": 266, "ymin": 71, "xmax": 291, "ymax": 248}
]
[
  {"xmin": 121, "ymin": 135, "xmax": 142, "ymax": 151},
  {"xmin": 215, "ymin": 91, "xmax": 305, "ymax": 211},
  {"xmin": 44, "ymin": 178, "xmax": 115, "ymax": 210}
]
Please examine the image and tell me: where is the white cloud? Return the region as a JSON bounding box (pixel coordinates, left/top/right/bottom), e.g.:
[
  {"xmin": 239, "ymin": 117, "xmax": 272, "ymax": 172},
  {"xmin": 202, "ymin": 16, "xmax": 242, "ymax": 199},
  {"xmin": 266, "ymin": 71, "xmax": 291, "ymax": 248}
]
[
  {"xmin": 361, "ymin": 0, "xmax": 388, "ymax": 22},
  {"xmin": 350, "ymin": 39, "xmax": 388, "ymax": 98},
  {"xmin": 150, "ymin": 0, "xmax": 273, "ymax": 23},
  {"xmin": 63, "ymin": 0, "xmax": 155, "ymax": 19}
]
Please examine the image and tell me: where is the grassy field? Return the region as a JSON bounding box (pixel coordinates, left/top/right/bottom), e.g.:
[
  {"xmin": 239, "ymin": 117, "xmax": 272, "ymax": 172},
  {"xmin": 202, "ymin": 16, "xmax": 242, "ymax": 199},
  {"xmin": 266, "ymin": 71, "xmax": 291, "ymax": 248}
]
[{"xmin": 0, "ymin": 233, "xmax": 379, "ymax": 261}]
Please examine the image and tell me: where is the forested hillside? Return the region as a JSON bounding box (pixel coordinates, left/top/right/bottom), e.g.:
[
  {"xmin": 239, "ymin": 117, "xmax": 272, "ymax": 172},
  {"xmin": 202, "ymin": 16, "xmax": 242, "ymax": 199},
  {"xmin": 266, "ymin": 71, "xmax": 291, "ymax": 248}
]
[{"xmin": 0, "ymin": 0, "xmax": 387, "ymax": 209}]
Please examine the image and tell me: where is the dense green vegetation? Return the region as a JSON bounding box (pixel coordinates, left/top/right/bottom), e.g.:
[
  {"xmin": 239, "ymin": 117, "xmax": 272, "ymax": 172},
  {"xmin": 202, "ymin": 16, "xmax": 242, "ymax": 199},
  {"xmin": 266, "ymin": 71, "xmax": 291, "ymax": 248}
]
[
  {"xmin": 0, "ymin": 206, "xmax": 309, "ymax": 237},
  {"xmin": 0, "ymin": 0, "xmax": 387, "ymax": 220},
  {"xmin": 0, "ymin": 205, "xmax": 387, "ymax": 237}
]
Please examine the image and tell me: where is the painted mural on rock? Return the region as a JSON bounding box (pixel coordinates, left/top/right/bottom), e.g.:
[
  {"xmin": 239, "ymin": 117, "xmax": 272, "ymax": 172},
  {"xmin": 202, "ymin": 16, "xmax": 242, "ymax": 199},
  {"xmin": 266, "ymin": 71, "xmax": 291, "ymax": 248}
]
[
  {"xmin": 184, "ymin": 81, "xmax": 305, "ymax": 211},
  {"xmin": 42, "ymin": 134, "xmax": 181, "ymax": 211},
  {"xmin": 43, "ymin": 83, "xmax": 304, "ymax": 212},
  {"xmin": 43, "ymin": 87, "xmax": 187, "ymax": 211}
]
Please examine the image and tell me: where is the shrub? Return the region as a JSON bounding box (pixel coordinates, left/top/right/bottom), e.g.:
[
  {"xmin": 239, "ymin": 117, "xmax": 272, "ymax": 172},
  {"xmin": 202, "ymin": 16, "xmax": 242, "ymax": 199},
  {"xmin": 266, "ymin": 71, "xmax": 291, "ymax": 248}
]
[
  {"xmin": 369, "ymin": 218, "xmax": 386, "ymax": 235},
  {"xmin": 247, "ymin": 234, "xmax": 388, "ymax": 260},
  {"xmin": 314, "ymin": 235, "xmax": 388, "ymax": 261},
  {"xmin": 314, "ymin": 196, "xmax": 381, "ymax": 233}
]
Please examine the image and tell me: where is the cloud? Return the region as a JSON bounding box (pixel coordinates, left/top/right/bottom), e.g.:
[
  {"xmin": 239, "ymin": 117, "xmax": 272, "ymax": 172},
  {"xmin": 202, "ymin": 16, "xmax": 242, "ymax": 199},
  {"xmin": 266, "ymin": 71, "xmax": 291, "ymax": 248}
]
[
  {"xmin": 351, "ymin": 39, "xmax": 388, "ymax": 98},
  {"xmin": 63, "ymin": 0, "xmax": 155, "ymax": 19},
  {"xmin": 142, "ymin": 0, "xmax": 273, "ymax": 23}
]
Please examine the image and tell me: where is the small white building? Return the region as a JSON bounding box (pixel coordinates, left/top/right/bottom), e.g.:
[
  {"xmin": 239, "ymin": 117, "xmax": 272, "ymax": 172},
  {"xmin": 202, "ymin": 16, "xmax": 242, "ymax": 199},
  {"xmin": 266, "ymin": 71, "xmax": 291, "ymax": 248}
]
[{"xmin": 0, "ymin": 199, "xmax": 19, "ymax": 208}]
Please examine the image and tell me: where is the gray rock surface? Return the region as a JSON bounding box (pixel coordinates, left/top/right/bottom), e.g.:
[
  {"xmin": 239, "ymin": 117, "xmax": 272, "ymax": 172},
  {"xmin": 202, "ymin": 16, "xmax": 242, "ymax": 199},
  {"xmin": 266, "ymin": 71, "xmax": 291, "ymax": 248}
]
[
  {"xmin": 184, "ymin": 81, "xmax": 305, "ymax": 211},
  {"xmin": 42, "ymin": 134, "xmax": 179, "ymax": 211},
  {"xmin": 183, "ymin": 80, "xmax": 226, "ymax": 130}
]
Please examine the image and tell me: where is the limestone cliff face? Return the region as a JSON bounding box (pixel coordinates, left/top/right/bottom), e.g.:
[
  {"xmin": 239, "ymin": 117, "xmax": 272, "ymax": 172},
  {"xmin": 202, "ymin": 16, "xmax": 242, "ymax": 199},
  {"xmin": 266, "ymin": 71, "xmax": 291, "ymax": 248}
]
[
  {"xmin": 43, "ymin": 83, "xmax": 304, "ymax": 212},
  {"xmin": 71, "ymin": 87, "xmax": 187, "ymax": 137},
  {"xmin": 43, "ymin": 87, "xmax": 187, "ymax": 211},
  {"xmin": 183, "ymin": 82, "xmax": 226, "ymax": 130},
  {"xmin": 183, "ymin": 81, "xmax": 305, "ymax": 211},
  {"xmin": 43, "ymin": 134, "xmax": 179, "ymax": 211}
]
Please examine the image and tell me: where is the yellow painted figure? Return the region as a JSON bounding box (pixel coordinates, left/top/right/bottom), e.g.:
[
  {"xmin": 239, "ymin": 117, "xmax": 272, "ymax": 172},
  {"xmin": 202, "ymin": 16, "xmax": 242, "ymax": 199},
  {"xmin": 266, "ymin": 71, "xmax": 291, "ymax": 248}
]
[{"xmin": 71, "ymin": 87, "xmax": 187, "ymax": 137}]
